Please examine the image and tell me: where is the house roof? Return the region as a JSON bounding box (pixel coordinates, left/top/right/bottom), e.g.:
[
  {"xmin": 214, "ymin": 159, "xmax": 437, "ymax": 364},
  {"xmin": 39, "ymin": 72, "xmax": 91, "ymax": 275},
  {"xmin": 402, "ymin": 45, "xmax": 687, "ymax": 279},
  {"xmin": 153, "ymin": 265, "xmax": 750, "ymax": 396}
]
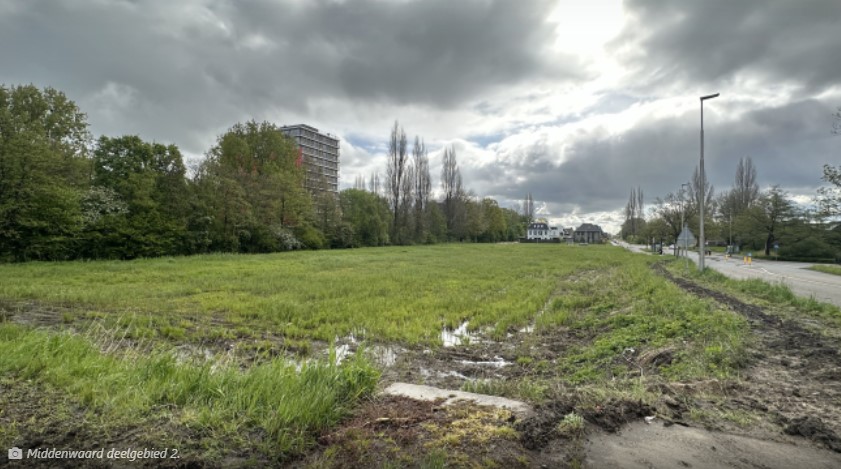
[
  {"xmin": 528, "ymin": 222, "xmax": 549, "ymax": 230},
  {"xmin": 575, "ymin": 223, "xmax": 603, "ymax": 233}
]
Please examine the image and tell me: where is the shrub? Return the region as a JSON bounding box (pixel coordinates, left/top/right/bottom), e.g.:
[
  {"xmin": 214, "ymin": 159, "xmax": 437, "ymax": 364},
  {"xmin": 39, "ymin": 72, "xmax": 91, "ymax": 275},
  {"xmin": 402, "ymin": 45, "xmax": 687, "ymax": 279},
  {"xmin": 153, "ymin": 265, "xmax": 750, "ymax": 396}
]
[{"xmin": 779, "ymin": 238, "xmax": 838, "ymax": 261}]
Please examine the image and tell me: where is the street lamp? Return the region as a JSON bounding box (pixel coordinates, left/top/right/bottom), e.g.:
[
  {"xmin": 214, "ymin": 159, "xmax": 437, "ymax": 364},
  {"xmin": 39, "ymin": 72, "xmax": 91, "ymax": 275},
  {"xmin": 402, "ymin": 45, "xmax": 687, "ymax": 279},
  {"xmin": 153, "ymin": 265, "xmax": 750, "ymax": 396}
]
[
  {"xmin": 680, "ymin": 182, "xmax": 689, "ymax": 257},
  {"xmin": 699, "ymin": 92, "xmax": 719, "ymax": 272}
]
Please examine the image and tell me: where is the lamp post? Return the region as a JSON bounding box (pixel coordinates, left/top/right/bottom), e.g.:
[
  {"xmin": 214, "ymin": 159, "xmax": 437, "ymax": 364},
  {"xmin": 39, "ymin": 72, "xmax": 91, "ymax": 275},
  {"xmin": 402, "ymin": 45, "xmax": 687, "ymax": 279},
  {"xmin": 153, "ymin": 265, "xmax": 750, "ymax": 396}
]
[
  {"xmin": 677, "ymin": 182, "xmax": 689, "ymax": 257},
  {"xmin": 699, "ymin": 92, "xmax": 719, "ymax": 272}
]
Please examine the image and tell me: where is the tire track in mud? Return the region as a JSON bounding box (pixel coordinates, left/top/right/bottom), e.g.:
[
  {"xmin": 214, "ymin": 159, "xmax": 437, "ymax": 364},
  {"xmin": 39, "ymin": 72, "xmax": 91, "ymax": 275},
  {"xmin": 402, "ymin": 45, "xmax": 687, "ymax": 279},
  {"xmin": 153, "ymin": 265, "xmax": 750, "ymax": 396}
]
[{"xmin": 654, "ymin": 263, "xmax": 841, "ymax": 452}]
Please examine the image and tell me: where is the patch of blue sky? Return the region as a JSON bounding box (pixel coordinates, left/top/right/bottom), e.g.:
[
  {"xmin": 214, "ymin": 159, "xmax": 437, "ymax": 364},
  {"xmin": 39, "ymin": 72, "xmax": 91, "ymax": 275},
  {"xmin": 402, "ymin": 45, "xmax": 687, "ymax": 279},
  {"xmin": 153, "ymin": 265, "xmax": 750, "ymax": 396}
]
[
  {"xmin": 466, "ymin": 132, "xmax": 506, "ymax": 148},
  {"xmin": 344, "ymin": 134, "xmax": 384, "ymax": 153}
]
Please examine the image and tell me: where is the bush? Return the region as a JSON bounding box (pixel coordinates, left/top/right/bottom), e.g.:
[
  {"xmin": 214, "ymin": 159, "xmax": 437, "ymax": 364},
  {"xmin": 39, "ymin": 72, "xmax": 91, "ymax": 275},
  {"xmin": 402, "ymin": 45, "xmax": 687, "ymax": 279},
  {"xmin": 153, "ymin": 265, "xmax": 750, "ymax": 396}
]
[
  {"xmin": 778, "ymin": 238, "xmax": 838, "ymax": 261},
  {"xmin": 272, "ymin": 225, "xmax": 304, "ymax": 251},
  {"xmin": 295, "ymin": 224, "xmax": 326, "ymax": 250}
]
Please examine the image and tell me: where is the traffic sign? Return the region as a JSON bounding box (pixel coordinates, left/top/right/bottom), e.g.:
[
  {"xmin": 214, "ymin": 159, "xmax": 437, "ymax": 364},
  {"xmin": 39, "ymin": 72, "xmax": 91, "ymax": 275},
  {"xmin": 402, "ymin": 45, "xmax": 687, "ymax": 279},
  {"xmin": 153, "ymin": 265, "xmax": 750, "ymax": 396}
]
[{"xmin": 677, "ymin": 226, "xmax": 696, "ymax": 248}]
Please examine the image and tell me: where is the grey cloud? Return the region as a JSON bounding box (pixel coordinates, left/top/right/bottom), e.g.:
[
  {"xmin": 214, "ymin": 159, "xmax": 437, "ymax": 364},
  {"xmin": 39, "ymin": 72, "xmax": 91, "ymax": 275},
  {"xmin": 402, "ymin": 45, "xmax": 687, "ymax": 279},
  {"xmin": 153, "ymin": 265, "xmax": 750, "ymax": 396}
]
[
  {"xmin": 463, "ymin": 99, "xmax": 837, "ymax": 217},
  {"xmin": 614, "ymin": 0, "xmax": 841, "ymax": 95},
  {"xmin": 0, "ymin": 0, "xmax": 580, "ymax": 156}
]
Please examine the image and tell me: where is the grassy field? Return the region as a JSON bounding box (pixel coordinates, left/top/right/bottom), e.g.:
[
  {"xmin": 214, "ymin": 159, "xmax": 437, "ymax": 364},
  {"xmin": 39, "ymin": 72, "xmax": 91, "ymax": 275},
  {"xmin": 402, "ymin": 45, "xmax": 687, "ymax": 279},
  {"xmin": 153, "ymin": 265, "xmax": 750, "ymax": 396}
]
[
  {"xmin": 0, "ymin": 244, "xmax": 762, "ymax": 463},
  {"xmin": 1, "ymin": 244, "xmax": 630, "ymax": 344},
  {"xmin": 809, "ymin": 264, "xmax": 841, "ymax": 277}
]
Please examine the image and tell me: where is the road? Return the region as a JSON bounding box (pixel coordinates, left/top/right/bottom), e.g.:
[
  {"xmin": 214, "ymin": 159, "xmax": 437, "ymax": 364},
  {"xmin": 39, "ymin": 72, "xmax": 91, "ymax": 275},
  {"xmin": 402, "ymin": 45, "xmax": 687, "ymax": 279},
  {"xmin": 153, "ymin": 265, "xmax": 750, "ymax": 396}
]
[{"xmin": 613, "ymin": 241, "xmax": 841, "ymax": 308}]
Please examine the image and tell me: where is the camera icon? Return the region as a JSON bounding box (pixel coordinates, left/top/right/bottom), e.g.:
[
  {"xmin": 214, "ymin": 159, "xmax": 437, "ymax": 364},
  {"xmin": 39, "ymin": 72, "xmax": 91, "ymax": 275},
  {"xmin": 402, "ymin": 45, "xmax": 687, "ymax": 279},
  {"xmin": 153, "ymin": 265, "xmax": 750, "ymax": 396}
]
[{"xmin": 8, "ymin": 447, "xmax": 23, "ymax": 460}]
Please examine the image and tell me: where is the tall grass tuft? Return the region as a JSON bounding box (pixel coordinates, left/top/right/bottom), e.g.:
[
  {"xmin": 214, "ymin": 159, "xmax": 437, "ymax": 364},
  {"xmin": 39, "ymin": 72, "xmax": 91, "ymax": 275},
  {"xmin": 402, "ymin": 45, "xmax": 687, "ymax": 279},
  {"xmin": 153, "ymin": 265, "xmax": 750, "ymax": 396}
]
[{"xmin": 0, "ymin": 323, "xmax": 379, "ymax": 457}]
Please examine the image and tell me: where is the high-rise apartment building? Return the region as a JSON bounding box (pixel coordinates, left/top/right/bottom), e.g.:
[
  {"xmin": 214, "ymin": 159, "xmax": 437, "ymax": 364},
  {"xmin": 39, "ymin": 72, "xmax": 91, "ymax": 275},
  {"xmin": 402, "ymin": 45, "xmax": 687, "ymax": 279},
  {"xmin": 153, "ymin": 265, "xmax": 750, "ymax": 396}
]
[{"xmin": 279, "ymin": 124, "xmax": 339, "ymax": 193}]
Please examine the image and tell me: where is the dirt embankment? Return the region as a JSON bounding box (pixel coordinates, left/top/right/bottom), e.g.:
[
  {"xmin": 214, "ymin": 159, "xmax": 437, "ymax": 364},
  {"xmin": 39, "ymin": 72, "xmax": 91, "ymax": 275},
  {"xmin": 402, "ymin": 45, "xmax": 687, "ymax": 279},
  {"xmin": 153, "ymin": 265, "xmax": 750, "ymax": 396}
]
[{"xmin": 654, "ymin": 264, "xmax": 841, "ymax": 452}]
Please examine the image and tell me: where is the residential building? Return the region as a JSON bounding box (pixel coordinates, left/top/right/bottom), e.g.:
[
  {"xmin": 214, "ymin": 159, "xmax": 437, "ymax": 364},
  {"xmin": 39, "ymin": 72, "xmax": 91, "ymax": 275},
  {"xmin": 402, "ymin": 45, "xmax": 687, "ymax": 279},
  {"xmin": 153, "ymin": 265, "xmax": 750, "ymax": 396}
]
[
  {"xmin": 526, "ymin": 222, "xmax": 560, "ymax": 241},
  {"xmin": 573, "ymin": 223, "xmax": 605, "ymax": 244},
  {"xmin": 280, "ymin": 124, "xmax": 339, "ymax": 193},
  {"xmin": 561, "ymin": 227, "xmax": 574, "ymax": 243}
]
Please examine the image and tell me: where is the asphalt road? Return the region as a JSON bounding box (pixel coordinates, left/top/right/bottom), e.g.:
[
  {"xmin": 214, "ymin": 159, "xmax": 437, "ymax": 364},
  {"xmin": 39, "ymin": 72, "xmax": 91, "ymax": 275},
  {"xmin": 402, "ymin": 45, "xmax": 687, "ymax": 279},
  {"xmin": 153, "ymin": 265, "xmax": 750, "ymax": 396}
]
[{"xmin": 613, "ymin": 241, "xmax": 841, "ymax": 308}]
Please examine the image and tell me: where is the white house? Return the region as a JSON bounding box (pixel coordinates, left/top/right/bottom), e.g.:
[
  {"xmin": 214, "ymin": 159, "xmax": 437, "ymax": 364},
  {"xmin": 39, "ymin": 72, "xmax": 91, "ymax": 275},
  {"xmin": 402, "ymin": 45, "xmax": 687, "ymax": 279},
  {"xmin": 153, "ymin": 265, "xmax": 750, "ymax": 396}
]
[{"xmin": 527, "ymin": 222, "xmax": 560, "ymax": 241}]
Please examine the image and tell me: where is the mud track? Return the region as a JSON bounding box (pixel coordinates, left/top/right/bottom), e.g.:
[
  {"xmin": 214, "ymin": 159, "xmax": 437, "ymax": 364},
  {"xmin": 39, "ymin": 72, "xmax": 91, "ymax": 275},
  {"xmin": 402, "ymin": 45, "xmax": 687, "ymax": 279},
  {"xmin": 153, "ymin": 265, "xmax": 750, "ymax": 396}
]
[{"xmin": 654, "ymin": 263, "xmax": 841, "ymax": 452}]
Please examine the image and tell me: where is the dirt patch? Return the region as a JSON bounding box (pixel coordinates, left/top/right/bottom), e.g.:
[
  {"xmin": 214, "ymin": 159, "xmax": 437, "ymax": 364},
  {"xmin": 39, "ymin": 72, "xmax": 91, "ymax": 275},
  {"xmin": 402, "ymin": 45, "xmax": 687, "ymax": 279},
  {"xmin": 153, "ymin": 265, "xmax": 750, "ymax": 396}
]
[
  {"xmin": 0, "ymin": 300, "xmax": 71, "ymax": 327},
  {"xmin": 515, "ymin": 401, "xmax": 575, "ymax": 450},
  {"xmin": 654, "ymin": 263, "xmax": 841, "ymax": 452},
  {"xmin": 296, "ymin": 395, "xmax": 574, "ymax": 468},
  {"xmin": 783, "ymin": 416, "xmax": 841, "ymax": 452},
  {"xmin": 580, "ymin": 399, "xmax": 655, "ymax": 434}
]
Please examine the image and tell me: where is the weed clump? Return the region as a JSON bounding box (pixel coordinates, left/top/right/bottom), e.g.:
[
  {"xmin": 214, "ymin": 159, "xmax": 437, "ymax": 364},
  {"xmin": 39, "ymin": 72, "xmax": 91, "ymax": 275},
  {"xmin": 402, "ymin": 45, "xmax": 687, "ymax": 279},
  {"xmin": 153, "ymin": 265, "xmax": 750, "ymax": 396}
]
[{"xmin": 556, "ymin": 412, "xmax": 585, "ymax": 437}]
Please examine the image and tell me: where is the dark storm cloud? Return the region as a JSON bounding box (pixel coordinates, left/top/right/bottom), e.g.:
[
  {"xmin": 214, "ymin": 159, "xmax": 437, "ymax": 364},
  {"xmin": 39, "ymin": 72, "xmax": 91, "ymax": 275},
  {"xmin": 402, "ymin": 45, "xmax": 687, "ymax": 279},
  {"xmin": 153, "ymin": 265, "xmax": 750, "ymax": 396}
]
[
  {"xmin": 615, "ymin": 0, "xmax": 841, "ymax": 94},
  {"xmin": 468, "ymin": 99, "xmax": 838, "ymax": 216},
  {"xmin": 0, "ymin": 0, "xmax": 576, "ymax": 154}
]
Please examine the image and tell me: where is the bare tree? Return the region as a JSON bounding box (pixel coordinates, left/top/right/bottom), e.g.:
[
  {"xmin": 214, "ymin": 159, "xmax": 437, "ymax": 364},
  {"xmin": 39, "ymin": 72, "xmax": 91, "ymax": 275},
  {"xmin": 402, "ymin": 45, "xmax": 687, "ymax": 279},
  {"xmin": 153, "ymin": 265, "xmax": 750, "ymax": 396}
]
[
  {"xmin": 386, "ymin": 120, "xmax": 408, "ymax": 241},
  {"xmin": 398, "ymin": 164, "xmax": 415, "ymax": 242},
  {"xmin": 733, "ymin": 157, "xmax": 759, "ymax": 212},
  {"xmin": 368, "ymin": 172, "xmax": 381, "ymax": 195},
  {"xmin": 353, "ymin": 174, "xmax": 367, "ymax": 190},
  {"xmin": 523, "ymin": 192, "xmax": 534, "ymax": 223},
  {"xmin": 689, "ymin": 166, "xmax": 715, "ymax": 221},
  {"xmin": 622, "ymin": 186, "xmax": 644, "ymax": 239},
  {"xmin": 412, "ymin": 136, "xmax": 431, "ymax": 241},
  {"xmin": 653, "ymin": 192, "xmax": 685, "ymax": 246},
  {"xmin": 624, "ymin": 189, "xmax": 636, "ymax": 238},
  {"xmin": 636, "ymin": 187, "xmax": 644, "ymax": 221},
  {"xmin": 441, "ymin": 146, "xmax": 464, "ymax": 236}
]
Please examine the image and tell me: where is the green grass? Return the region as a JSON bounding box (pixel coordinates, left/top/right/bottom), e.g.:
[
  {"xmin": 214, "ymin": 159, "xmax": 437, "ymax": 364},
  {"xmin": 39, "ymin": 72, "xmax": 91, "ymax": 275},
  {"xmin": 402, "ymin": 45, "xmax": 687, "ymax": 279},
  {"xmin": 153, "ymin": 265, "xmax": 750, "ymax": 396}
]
[
  {"xmin": 0, "ymin": 244, "xmax": 769, "ymax": 461},
  {"xmin": 0, "ymin": 244, "xmax": 626, "ymax": 345},
  {"xmin": 0, "ymin": 323, "xmax": 378, "ymax": 459},
  {"xmin": 808, "ymin": 264, "xmax": 841, "ymax": 277},
  {"xmin": 461, "ymin": 378, "xmax": 550, "ymax": 402},
  {"xmin": 545, "ymin": 260, "xmax": 749, "ymax": 383},
  {"xmin": 672, "ymin": 263, "xmax": 841, "ymax": 327},
  {"xmin": 0, "ymin": 244, "xmax": 752, "ymax": 384}
]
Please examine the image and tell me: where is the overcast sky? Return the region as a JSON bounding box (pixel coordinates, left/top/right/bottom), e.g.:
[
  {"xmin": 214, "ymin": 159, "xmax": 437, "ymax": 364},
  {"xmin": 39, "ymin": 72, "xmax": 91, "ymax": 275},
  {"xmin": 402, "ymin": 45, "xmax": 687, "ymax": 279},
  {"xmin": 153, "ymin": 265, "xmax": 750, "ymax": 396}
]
[{"xmin": 2, "ymin": 0, "xmax": 839, "ymax": 233}]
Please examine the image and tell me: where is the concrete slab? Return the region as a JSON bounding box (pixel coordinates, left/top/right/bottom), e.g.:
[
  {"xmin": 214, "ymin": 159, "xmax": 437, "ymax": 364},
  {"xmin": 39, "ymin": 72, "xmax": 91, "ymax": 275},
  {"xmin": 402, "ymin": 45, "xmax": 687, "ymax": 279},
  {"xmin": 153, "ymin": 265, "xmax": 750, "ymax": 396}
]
[{"xmin": 382, "ymin": 382, "xmax": 532, "ymax": 416}]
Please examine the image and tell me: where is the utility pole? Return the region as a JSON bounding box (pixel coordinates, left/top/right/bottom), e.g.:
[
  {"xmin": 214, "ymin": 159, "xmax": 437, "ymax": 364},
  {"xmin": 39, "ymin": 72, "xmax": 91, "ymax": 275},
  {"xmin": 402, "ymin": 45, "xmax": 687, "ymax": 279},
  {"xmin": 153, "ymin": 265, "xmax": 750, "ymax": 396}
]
[{"xmin": 699, "ymin": 92, "xmax": 719, "ymax": 272}]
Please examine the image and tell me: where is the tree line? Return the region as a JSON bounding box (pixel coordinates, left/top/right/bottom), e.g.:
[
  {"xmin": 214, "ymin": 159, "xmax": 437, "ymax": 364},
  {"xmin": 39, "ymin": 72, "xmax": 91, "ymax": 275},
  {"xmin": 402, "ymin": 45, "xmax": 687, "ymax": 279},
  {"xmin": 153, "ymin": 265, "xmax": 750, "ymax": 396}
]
[
  {"xmin": 621, "ymin": 156, "xmax": 841, "ymax": 262},
  {"xmin": 0, "ymin": 85, "xmax": 527, "ymax": 262},
  {"xmin": 355, "ymin": 121, "xmax": 526, "ymax": 246}
]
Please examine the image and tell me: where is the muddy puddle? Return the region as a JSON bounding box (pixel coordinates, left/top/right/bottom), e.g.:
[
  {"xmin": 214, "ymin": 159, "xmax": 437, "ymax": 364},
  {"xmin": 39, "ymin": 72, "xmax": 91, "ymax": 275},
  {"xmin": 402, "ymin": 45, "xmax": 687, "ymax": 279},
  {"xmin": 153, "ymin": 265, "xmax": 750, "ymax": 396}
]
[{"xmin": 440, "ymin": 320, "xmax": 481, "ymax": 346}]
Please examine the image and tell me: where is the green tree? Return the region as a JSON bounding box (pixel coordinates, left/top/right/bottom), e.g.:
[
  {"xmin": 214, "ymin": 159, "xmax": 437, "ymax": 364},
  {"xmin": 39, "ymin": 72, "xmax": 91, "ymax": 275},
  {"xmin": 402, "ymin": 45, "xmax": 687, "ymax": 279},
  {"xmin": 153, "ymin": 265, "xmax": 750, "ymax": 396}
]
[
  {"xmin": 818, "ymin": 164, "xmax": 840, "ymax": 218},
  {"xmin": 89, "ymin": 135, "xmax": 190, "ymax": 258},
  {"xmin": 652, "ymin": 190, "xmax": 689, "ymax": 248},
  {"xmin": 0, "ymin": 84, "xmax": 90, "ymax": 261},
  {"xmin": 197, "ymin": 121, "xmax": 312, "ymax": 252},
  {"xmin": 742, "ymin": 186, "xmax": 794, "ymax": 256},
  {"xmin": 426, "ymin": 203, "xmax": 448, "ymax": 243},
  {"xmin": 502, "ymin": 207, "xmax": 525, "ymax": 241},
  {"xmin": 339, "ymin": 189, "xmax": 390, "ymax": 247},
  {"xmin": 464, "ymin": 196, "xmax": 486, "ymax": 242}
]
